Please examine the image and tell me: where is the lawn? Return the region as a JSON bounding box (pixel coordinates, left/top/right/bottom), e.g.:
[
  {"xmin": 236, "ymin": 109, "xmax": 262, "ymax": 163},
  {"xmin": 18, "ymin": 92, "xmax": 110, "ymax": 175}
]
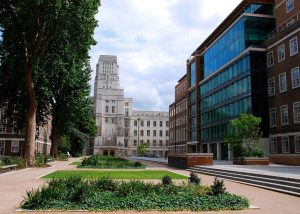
[
  {"xmin": 69, "ymin": 161, "xmax": 81, "ymax": 166},
  {"xmin": 42, "ymin": 170, "xmax": 187, "ymax": 179}
]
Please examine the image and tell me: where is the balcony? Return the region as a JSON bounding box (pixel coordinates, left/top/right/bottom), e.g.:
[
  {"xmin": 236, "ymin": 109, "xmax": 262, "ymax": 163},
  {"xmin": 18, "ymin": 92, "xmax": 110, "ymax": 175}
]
[{"xmin": 268, "ymin": 12, "xmax": 300, "ymax": 40}]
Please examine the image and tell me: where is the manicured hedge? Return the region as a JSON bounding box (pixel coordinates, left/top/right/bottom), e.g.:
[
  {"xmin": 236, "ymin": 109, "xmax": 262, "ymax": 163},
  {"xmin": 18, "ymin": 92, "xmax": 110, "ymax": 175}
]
[
  {"xmin": 21, "ymin": 176, "xmax": 249, "ymax": 211},
  {"xmin": 79, "ymin": 155, "xmax": 145, "ymax": 169}
]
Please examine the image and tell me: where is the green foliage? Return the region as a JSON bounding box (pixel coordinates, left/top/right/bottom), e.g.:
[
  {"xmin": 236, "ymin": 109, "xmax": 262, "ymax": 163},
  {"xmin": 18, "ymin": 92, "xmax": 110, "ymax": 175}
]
[
  {"xmin": 57, "ymin": 153, "xmax": 68, "ymax": 161},
  {"xmin": 80, "ymin": 155, "xmax": 145, "ymax": 169},
  {"xmin": 189, "ymin": 172, "xmax": 201, "ymax": 185},
  {"xmin": 1, "ymin": 156, "xmax": 25, "ymax": 168},
  {"xmin": 134, "ymin": 161, "xmax": 142, "ymax": 167},
  {"xmin": 225, "ymin": 114, "xmax": 264, "ymax": 158},
  {"xmin": 162, "ymin": 175, "xmax": 173, "ymax": 186},
  {"xmin": 21, "ymin": 177, "xmax": 249, "ymax": 211},
  {"xmin": 211, "ymin": 177, "xmax": 226, "ymax": 195},
  {"xmin": 35, "ymin": 155, "xmax": 46, "ymax": 167},
  {"xmin": 137, "ymin": 142, "xmax": 149, "ymax": 156}
]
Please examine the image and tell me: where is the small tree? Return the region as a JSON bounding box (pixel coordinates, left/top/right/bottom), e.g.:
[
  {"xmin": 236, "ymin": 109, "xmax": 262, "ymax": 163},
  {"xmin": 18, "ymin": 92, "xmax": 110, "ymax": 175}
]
[
  {"xmin": 225, "ymin": 114, "xmax": 264, "ymax": 158},
  {"xmin": 137, "ymin": 141, "xmax": 149, "ymax": 156}
]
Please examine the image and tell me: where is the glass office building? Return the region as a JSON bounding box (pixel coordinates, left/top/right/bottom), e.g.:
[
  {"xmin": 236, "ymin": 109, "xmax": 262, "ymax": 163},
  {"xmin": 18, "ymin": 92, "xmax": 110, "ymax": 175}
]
[{"xmin": 189, "ymin": 2, "xmax": 275, "ymax": 159}]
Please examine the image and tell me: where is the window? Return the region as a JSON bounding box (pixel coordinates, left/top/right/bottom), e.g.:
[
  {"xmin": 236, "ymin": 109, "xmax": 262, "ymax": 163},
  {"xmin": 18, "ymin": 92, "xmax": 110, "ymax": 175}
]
[
  {"xmin": 153, "ymin": 130, "xmax": 156, "ymax": 137},
  {"xmin": 293, "ymin": 101, "xmax": 300, "ymax": 123},
  {"xmin": 160, "ymin": 121, "xmax": 163, "ymax": 127},
  {"xmin": 125, "ymin": 108, "xmax": 129, "ymax": 117},
  {"xmin": 270, "ymin": 108, "xmax": 276, "ymax": 127},
  {"xmin": 125, "ymin": 130, "xmax": 129, "ymax": 137},
  {"xmin": 268, "ymin": 77, "xmax": 275, "ymax": 96},
  {"xmin": 112, "ymin": 106, "xmax": 115, "ymax": 113},
  {"xmin": 282, "ymin": 136, "xmax": 289, "ymax": 153},
  {"xmin": 153, "ymin": 140, "xmax": 157, "ymax": 147},
  {"xmin": 280, "ymin": 105, "xmax": 289, "ymax": 125},
  {"xmin": 0, "ymin": 109, "xmax": 6, "ymax": 134},
  {"xmin": 270, "ymin": 138, "xmax": 277, "ymax": 153},
  {"xmin": 286, "ymin": 0, "xmax": 294, "ymax": 13},
  {"xmin": 159, "ymin": 130, "xmax": 163, "ymax": 137},
  {"xmin": 166, "ymin": 140, "xmax": 169, "ymax": 145},
  {"xmin": 0, "ymin": 141, "xmax": 4, "ymax": 156},
  {"xmin": 291, "ymin": 67, "xmax": 300, "ymax": 89},
  {"xmin": 105, "ymin": 106, "xmax": 109, "ymax": 113},
  {"xmin": 295, "ymin": 136, "xmax": 300, "ymax": 153},
  {"xmin": 290, "ymin": 37, "xmax": 298, "ymax": 56},
  {"xmin": 166, "ymin": 121, "xmax": 169, "ymax": 127},
  {"xmin": 166, "ymin": 130, "xmax": 169, "ymax": 136},
  {"xmin": 147, "ymin": 121, "xmax": 150, "ymax": 127},
  {"xmin": 147, "ymin": 130, "xmax": 150, "ymax": 136},
  {"xmin": 134, "ymin": 130, "xmax": 137, "ymax": 136},
  {"xmin": 140, "ymin": 130, "xmax": 144, "ymax": 136},
  {"xmin": 134, "ymin": 140, "xmax": 137, "ymax": 146},
  {"xmin": 267, "ymin": 51, "xmax": 274, "ymax": 67},
  {"xmin": 277, "ymin": 45, "xmax": 285, "ymax": 62},
  {"xmin": 159, "ymin": 140, "xmax": 163, "ymax": 147},
  {"xmin": 279, "ymin": 73, "xmax": 287, "ymax": 93},
  {"xmin": 141, "ymin": 120, "xmax": 144, "ymax": 127},
  {"xmin": 134, "ymin": 120, "xmax": 137, "ymax": 126},
  {"xmin": 11, "ymin": 140, "xmax": 19, "ymax": 153},
  {"xmin": 153, "ymin": 121, "xmax": 157, "ymax": 127}
]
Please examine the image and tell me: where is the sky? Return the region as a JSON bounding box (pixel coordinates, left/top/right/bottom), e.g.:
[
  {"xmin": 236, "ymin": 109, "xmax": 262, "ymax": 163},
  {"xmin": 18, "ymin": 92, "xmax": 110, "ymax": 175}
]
[{"xmin": 89, "ymin": 0, "xmax": 242, "ymax": 112}]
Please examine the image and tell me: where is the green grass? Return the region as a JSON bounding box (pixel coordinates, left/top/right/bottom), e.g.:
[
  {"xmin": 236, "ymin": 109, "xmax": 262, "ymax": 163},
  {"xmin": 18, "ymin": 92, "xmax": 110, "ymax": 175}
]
[
  {"xmin": 69, "ymin": 161, "xmax": 81, "ymax": 166},
  {"xmin": 42, "ymin": 170, "xmax": 187, "ymax": 179}
]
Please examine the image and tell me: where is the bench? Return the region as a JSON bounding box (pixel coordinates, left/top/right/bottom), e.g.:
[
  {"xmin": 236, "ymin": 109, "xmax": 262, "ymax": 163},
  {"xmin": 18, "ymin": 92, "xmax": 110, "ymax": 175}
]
[{"xmin": 0, "ymin": 164, "xmax": 17, "ymax": 173}]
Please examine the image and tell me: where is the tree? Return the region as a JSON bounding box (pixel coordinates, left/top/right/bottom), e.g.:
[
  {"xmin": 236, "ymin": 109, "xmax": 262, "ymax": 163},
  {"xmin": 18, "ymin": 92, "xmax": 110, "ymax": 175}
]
[
  {"xmin": 0, "ymin": 0, "xmax": 100, "ymax": 165},
  {"xmin": 137, "ymin": 141, "xmax": 149, "ymax": 157},
  {"xmin": 225, "ymin": 114, "xmax": 264, "ymax": 158}
]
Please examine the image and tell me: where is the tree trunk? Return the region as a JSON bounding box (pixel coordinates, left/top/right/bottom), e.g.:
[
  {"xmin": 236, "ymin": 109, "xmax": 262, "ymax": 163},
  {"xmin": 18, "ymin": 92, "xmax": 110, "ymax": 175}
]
[
  {"xmin": 50, "ymin": 120, "xmax": 60, "ymax": 158},
  {"xmin": 24, "ymin": 64, "xmax": 37, "ymax": 167}
]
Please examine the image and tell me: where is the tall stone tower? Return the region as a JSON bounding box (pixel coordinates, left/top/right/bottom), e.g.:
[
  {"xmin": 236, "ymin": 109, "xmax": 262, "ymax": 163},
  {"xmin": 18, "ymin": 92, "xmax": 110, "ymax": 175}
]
[{"xmin": 93, "ymin": 55, "xmax": 125, "ymax": 156}]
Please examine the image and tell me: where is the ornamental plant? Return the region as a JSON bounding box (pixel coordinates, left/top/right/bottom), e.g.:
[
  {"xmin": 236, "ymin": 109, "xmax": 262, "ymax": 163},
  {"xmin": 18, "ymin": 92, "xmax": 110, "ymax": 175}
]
[{"xmin": 225, "ymin": 114, "xmax": 264, "ymax": 158}]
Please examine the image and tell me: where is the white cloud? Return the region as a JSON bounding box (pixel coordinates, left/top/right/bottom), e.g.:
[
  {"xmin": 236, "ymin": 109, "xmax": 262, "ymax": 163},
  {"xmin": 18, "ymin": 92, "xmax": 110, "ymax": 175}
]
[{"xmin": 89, "ymin": 0, "xmax": 242, "ymax": 111}]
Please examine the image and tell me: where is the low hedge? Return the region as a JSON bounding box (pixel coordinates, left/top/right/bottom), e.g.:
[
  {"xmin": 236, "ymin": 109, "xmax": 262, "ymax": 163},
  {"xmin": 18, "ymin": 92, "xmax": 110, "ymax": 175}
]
[
  {"xmin": 79, "ymin": 155, "xmax": 145, "ymax": 169},
  {"xmin": 21, "ymin": 176, "xmax": 249, "ymax": 211}
]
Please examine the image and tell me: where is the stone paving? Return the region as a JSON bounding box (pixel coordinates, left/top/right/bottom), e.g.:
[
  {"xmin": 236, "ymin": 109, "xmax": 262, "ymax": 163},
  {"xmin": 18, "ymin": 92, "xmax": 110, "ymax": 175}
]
[{"xmin": 0, "ymin": 158, "xmax": 299, "ymax": 214}]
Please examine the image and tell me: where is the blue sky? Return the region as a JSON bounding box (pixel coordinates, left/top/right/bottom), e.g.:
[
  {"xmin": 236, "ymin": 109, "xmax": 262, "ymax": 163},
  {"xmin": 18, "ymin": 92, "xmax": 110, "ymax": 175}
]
[{"xmin": 89, "ymin": 0, "xmax": 241, "ymax": 111}]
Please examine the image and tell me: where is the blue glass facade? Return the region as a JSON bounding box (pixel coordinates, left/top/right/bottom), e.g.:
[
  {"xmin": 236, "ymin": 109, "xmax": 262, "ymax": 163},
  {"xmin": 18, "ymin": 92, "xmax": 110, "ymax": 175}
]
[
  {"xmin": 244, "ymin": 3, "xmax": 273, "ymax": 15},
  {"xmin": 189, "ymin": 62, "xmax": 196, "ymax": 87},
  {"xmin": 203, "ymin": 16, "xmax": 274, "ymax": 78},
  {"xmin": 201, "ymin": 56, "xmax": 250, "ymax": 96}
]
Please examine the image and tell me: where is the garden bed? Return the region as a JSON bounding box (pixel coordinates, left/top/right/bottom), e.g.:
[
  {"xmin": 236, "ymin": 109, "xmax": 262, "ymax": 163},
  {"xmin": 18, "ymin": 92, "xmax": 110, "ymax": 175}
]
[
  {"xmin": 79, "ymin": 155, "xmax": 146, "ymax": 169},
  {"xmin": 42, "ymin": 170, "xmax": 187, "ymax": 179},
  {"xmin": 21, "ymin": 176, "xmax": 249, "ymax": 211}
]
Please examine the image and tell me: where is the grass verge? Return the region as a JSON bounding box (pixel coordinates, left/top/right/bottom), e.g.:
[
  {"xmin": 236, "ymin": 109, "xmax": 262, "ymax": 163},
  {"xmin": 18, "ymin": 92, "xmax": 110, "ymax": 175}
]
[{"xmin": 42, "ymin": 170, "xmax": 187, "ymax": 179}]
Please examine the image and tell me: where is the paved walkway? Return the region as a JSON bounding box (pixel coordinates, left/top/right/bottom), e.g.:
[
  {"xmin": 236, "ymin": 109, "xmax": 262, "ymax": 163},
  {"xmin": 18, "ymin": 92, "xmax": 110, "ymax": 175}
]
[{"xmin": 0, "ymin": 158, "xmax": 300, "ymax": 214}]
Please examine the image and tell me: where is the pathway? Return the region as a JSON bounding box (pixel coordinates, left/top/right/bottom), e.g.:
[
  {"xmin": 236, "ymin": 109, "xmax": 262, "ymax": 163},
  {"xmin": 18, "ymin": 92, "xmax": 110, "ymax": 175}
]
[{"xmin": 0, "ymin": 158, "xmax": 299, "ymax": 214}]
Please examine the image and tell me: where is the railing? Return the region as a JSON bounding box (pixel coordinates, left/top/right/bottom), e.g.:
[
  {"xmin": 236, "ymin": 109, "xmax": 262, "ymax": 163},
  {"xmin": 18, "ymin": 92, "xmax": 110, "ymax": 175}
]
[{"xmin": 268, "ymin": 12, "xmax": 300, "ymax": 40}]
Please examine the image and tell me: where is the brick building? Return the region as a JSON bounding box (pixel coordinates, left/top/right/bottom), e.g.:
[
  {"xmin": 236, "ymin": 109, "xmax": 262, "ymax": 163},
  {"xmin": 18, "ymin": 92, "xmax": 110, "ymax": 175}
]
[{"xmin": 265, "ymin": 0, "xmax": 300, "ymax": 165}]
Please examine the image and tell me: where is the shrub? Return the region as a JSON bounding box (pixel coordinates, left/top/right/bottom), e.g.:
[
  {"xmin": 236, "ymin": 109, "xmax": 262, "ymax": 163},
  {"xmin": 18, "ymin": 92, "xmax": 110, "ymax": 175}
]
[
  {"xmin": 35, "ymin": 155, "xmax": 46, "ymax": 167},
  {"xmin": 21, "ymin": 176, "xmax": 249, "ymax": 211},
  {"xmin": 189, "ymin": 172, "xmax": 201, "ymax": 185},
  {"xmin": 58, "ymin": 153, "xmax": 68, "ymax": 161},
  {"xmin": 162, "ymin": 175, "xmax": 172, "ymax": 186},
  {"xmin": 1, "ymin": 156, "xmax": 25, "ymax": 168},
  {"xmin": 134, "ymin": 161, "xmax": 142, "ymax": 167},
  {"xmin": 211, "ymin": 177, "xmax": 226, "ymax": 195}
]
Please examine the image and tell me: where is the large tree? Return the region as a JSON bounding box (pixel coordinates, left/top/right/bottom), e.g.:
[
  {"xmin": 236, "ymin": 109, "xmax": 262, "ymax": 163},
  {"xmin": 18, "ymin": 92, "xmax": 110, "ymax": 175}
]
[{"xmin": 0, "ymin": 0, "xmax": 100, "ymax": 165}]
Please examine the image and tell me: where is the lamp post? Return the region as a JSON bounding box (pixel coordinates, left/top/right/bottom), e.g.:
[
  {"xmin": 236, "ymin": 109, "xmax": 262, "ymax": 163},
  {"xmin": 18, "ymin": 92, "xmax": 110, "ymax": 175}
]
[{"xmin": 137, "ymin": 118, "xmax": 140, "ymax": 156}]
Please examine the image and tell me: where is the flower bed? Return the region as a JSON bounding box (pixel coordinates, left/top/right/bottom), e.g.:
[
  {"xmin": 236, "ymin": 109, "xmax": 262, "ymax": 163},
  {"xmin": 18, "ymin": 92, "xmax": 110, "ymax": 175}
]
[
  {"xmin": 21, "ymin": 176, "xmax": 249, "ymax": 211},
  {"xmin": 79, "ymin": 155, "xmax": 145, "ymax": 169}
]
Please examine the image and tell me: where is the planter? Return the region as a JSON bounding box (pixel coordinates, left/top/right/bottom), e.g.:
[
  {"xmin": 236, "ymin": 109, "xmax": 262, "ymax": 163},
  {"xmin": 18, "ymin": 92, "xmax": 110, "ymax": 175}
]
[
  {"xmin": 168, "ymin": 153, "xmax": 213, "ymax": 169},
  {"xmin": 233, "ymin": 157, "xmax": 269, "ymax": 165}
]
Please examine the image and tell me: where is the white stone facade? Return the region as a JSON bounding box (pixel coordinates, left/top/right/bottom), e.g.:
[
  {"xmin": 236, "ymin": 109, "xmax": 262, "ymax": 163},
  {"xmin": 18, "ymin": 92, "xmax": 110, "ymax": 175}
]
[
  {"xmin": 93, "ymin": 55, "xmax": 125, "ymax": 156},
  {"xmin": 93, "ymin": 55, "xmax": 169, "ymax": 157},
  {"xmin": 127, "ymin": 111, "xmax": 169, "ymax": 157}
]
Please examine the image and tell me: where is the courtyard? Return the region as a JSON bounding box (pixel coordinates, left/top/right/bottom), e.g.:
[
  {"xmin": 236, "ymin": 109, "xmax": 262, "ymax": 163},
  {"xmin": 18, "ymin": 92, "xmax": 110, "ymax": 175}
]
[{"xmin": 0, "ymin": 158, "xmax": 299, "ymax": 214}]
